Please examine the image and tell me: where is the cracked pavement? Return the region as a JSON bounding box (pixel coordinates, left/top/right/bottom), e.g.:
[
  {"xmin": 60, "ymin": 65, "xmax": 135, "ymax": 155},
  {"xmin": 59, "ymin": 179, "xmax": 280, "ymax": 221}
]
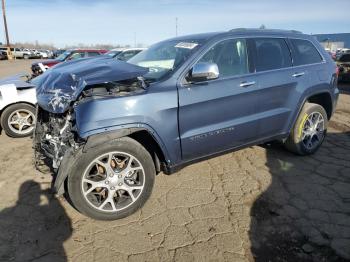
[{"xmin": 0, "ymin": 61, "xmax": 349, "ymax": 261}]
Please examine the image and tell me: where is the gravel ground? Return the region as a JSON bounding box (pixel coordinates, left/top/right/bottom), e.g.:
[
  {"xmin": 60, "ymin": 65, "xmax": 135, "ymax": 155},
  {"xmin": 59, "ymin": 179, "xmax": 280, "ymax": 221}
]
[{"xmin": 0, "ymin": 60, "xmax": 349, "ymax": 262}]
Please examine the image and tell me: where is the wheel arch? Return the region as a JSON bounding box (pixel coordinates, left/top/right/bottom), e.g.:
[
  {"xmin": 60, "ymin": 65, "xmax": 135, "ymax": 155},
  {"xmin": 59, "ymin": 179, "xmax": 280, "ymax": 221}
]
[
  {"xmin": 54, "ymin": 127, "xmax": 169, "ymax": 196},
  {"xmin": 306, "ymin": 92, "xmax": 333, "ymax": 120},
  {"xmin": 286, "ymin": 90, "xmax": 333, "ymax": 138}
]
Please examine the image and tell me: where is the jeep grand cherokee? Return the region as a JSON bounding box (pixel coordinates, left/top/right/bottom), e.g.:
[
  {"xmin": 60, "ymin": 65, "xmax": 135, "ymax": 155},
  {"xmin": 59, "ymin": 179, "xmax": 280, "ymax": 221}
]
[{"xmin": 33, "ymin": 29, "xmax": 339, "ymax": 220}]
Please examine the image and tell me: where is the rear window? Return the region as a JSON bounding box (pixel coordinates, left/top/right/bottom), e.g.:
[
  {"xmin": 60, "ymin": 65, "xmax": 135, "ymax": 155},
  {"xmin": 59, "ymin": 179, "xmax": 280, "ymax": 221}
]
[
  {"xmin": 290, "ymin": 39, "xmax": 323, "ymax": 66},
  {"xmin": 338, "ymin": 54, "xmax": 350, "ymax": 62},
  {"xmin": 254, "ymin": 38, "xmax": 292, "ymax": 72}
]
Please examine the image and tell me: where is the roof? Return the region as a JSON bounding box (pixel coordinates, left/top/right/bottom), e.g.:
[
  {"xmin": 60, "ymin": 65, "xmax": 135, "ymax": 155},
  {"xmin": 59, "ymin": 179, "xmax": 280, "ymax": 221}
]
[
  {"xmin": 160, "ymin": 32, "xmax": 225, "ymax": 43},
  {"xmin": 163, "ymin": 28, "xmax": 307, "ymax": 43},
  {"xmin": 229, "ymin": 28, "xmax": 302, "ymax": 34}
]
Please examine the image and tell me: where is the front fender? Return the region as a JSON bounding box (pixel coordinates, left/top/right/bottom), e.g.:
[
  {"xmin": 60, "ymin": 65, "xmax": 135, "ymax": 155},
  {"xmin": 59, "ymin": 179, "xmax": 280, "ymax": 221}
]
[
  {"xmin": 53, "ymin": 127, "xmax": 171, "ymax": 195},
  {"xmin": 80, "ymin": 124, "xmax": 171, "ymax": 162}
]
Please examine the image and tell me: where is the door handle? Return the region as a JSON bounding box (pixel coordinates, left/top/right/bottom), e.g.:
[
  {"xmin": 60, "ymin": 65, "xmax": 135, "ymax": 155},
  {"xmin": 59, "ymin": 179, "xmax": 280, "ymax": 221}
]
[
  {"xmin": 239, "ymin": 81, "xmax": 256, "ymax": 88},
  {"xmin": 292, "ymin": 72, "xmax": 305, "ymax": 77}
]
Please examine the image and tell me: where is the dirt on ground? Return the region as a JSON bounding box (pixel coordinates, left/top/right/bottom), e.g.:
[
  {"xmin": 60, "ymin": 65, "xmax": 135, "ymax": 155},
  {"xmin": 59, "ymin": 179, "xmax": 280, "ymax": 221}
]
[{"xmin": 0, "ymin": 60, "xmax": 349, "ymax": 262}]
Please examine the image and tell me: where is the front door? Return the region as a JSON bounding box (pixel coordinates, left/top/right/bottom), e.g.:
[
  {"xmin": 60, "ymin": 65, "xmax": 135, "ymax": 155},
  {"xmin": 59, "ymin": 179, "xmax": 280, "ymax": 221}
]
[{"xmin": 179, "ymin": 38, "xmax": 260, "ymax": 160}]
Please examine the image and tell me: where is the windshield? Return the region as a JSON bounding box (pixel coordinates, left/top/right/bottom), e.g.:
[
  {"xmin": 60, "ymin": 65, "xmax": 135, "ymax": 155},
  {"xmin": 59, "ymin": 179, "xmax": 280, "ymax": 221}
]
[
  {"xmin": 128, "ymin": 39, "xmax": 203, "ymax": 81},
  {"xmin": 56, "ymin": 50, "xmax": 72, "ymax": 61},
  {"xmin": 105, "ymin": 50, "xmax": 122, "ymax": 58}
]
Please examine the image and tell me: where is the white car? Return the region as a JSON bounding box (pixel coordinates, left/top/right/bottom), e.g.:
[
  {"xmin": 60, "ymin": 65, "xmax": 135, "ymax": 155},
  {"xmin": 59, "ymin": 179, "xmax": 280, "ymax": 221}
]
[
  {"xmin": 0, "ymin": 74, "xmax": 36, "ymax": 137},
  {"xmin": 37, "ymin": 50, "xmax": 49, "ymax": 58},
  {"xmin": 0, "ymin": 47, "xmax": 34, "ymax": 59}
]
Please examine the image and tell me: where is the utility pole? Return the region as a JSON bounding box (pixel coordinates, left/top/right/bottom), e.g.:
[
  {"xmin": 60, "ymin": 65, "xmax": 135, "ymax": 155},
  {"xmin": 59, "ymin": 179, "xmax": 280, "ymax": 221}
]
[
  {"xmin": 175, "ymin": 17, "xmax": 178, "ymax": 36},
  {"xmin": 1, "ymin": 0, "xmax": 12, "ymax": 59},
  {"xmin": 134, "ymin": 32, "xmax": 136, "ymax": 47}
]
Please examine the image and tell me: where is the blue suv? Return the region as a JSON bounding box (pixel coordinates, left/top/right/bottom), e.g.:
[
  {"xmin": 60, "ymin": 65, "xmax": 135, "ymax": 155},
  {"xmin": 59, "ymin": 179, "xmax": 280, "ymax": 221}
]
[{"xmin": 33, "ymin": 29, "xmax": 339, "ymax": 220}]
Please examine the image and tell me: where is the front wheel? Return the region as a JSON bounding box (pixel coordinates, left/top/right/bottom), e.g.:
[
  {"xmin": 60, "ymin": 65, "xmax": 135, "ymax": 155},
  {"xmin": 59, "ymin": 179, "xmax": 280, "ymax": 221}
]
[
  {"xmin": 285, "ymin": 102, "xmax": 328, "ymax": 155},
  {"xmin": 67, "ymin": 137, "xmax": 155, "ymax": 220},
  {"xmin": 0, "ymin": 103, "xmax": 36, "ymax": 137}
]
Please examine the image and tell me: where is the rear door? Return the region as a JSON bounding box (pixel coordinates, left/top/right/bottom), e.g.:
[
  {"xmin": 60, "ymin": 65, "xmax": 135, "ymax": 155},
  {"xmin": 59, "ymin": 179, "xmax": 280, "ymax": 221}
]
[
  {"xmin": 250, "ymin": 37, "xmax": 300, "ymax": 138},
  {"xmin": 179, "ymin": 38, "xmax": 260, "ymax": 160}
]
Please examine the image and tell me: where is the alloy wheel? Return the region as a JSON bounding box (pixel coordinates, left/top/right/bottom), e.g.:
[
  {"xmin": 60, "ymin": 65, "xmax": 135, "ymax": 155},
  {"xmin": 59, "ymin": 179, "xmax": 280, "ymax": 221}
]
[{"xmin": 81, "ymin": 152, "xmax": 145, "ymax": 213}]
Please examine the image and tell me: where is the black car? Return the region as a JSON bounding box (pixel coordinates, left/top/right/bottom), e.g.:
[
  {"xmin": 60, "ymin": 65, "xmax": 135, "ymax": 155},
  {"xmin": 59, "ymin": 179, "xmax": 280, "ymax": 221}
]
[
  {"xmin": 0, "ymin": 50, "xmax": 7, "ymax": 60},
  {"xmin": 336, "ymin": 54, "xmax": 350, "ymax": 82}
]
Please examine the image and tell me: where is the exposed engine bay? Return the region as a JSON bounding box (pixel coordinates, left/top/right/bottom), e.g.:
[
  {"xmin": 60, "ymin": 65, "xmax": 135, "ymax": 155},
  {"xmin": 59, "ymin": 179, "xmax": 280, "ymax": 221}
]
[
  {"xmin": 34, "ymin": 107, "xmax": 77, "ymax": 170},
  {"xmin": 34, "ymin": 78, "xmax": 146, "ymax": 171}
]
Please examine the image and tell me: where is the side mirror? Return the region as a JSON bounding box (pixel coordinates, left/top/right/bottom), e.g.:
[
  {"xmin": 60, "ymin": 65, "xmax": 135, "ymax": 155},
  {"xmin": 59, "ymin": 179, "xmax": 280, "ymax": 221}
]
[{"xmin": 189, "ymin": 62, "xmax": 219, "ymax": 82}]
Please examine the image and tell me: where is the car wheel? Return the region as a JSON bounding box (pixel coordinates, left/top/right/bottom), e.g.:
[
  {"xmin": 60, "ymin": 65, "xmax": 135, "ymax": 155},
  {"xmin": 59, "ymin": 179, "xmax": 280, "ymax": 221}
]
[
  {"xmin": 0, "ymin": 103, "xmax": 36, "ymax": 138},
  {"xmin": 67, "ymin": 137, "xmax": 155, "ymax": 220},
  {"xmin": 285, "ymin": 102, "xmax": 328, "ymax": 155},
  {"xmin": 23, "ymin": 54, "xmax": 29, "ymax": 59}
]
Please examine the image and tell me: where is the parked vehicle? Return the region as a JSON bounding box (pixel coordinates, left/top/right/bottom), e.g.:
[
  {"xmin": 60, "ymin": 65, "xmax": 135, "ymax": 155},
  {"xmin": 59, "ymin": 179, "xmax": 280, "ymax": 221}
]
[
  {"xmin": 53, "ymin": 49, "xmax": 66, "ymax": 58},
  {"xmin": 40, "ymin": 50, "xmax": 48, "ymax": 58},
  {"xmin": 0, "ymin": 74, "xmax": 36, "ymax": 137},
  {"xmin": 336, "ymin": 48, "xmax": 350, "ymax": 60},
  {"xmin": 46, "ymin": 50, "xmax": 54, "ymax": 58},
  {"xmin": 33, "ymin": 29, "xmax": 339, "ymax": 220},
  {"xmin": 327, "ymin": 51, "xmax": 336, "ymax": 60},
  {"xmin": 29, "ymin": 49, "xmax": 41, "ymax": 58},
  {"xmin": 0, "ymin": 47, "xmax": 34, "ymax": 59},
  {"xmin": 0, "ymin": 50, "xmax": 7, "ymax": 60},
  {"xmin": 31, "ymin": 49, "xmax": 108, "ymax": 76},
  {"xmin": 105, "ymin": 48, "xmax": 146, "ymax": 61},
  {"xmin": 336, "ymin": 53, "xmax": 350, "ymax": 82}
]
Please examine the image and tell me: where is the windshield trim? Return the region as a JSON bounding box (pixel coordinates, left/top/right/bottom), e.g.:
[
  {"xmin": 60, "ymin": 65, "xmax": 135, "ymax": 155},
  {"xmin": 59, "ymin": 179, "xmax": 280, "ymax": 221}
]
[{"xmin": 128, "ymin": 39, "xmax": 205, "ymax": 83}]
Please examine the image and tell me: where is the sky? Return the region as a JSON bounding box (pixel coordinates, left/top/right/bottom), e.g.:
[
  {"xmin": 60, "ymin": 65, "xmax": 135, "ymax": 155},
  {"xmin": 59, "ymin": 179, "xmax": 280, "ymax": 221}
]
[{"xmin": 1, "ymin": 0, "xmax": 349, "ymax": 48}]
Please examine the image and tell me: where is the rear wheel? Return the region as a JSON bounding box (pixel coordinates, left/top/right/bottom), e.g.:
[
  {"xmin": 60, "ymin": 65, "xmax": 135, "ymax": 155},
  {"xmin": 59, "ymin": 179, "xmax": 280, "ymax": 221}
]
[
  {"xmin": 67, "ymin": 137, "xmax": 155, "ymax": 220},
  {"xmin": 285, "ymin": 102, "xmax": 328, "ymax": 155},
  {"xmin": 0, "ymin": 103, "xmax": 36, "ymax": 138}
]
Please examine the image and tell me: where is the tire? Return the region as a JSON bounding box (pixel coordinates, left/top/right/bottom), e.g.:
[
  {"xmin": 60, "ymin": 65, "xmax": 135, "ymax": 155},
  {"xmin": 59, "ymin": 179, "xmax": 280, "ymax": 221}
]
[
  {"xmin": 23, "ymin": 54, "xmax": 29, "ymax": 59},
  {"xmin": 285, "ymin": 102, "xmax": 328, "ymax": 155},
  {"xmin": 67, "ymin": 137, "xmax": 155, "ymax": 220},
  {"xmin": 0, "ymin": 103, "xmax": 36, "ymax": 138}
]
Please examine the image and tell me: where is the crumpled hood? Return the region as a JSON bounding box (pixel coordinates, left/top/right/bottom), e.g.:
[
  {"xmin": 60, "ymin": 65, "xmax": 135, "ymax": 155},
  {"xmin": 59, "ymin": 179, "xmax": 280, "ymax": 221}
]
[{"xmin": 33, "ymin": 56, "xmax": 148, "ymax": 113}]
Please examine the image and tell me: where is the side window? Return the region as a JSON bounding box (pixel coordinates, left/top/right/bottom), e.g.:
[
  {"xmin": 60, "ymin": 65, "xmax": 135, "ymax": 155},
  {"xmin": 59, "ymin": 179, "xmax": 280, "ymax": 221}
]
[
  {"xmin": 199, "ymin": 39, "xmax": 249, "ymax": 77},
  {"xmin": 254, "ymin": 38, "xmax": 292, "ymax": 72},
  {"xmin": 290, "ymin": 39, "xmax": 323, "ymax": 66},
  {"xmin": 68, "ymin": 52, "xmax": 85, "ymax": 60},
  {"xmin": 87, "ymin": 52, "xmax": 100, "ymax": 57},
  {"xmin": 117, "ymin": 51, "xmax": 137, "ymax": 61}
]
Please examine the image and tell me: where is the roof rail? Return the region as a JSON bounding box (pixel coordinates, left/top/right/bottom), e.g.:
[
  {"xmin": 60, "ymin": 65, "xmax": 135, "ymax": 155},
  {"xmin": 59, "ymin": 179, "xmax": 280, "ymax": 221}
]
[{"xmin": 229, "ymin": 28, "xmax": 302, "ymax": 34}]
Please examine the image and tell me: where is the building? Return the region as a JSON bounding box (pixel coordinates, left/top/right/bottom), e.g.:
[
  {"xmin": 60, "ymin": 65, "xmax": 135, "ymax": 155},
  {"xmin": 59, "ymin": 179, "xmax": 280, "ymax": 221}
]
[{"xmin": 314, "ymin": 33, "xmax": 350, "ymax": 52}]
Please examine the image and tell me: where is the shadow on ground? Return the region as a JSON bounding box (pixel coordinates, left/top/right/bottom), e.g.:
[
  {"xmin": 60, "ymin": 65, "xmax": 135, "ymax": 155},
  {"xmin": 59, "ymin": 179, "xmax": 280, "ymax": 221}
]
[
  {"xmin": 0, "ymin": 180, "xmax": 72, "ymax": 261},
  {"xmin": 250, "ymin": 132, "xmax": 350, "ymax": 261}
]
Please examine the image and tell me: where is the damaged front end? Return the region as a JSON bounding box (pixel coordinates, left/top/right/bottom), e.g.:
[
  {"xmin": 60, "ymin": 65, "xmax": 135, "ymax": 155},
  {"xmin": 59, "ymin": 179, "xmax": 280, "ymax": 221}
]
[
  {"xmin": 33, "ymin": 57, "xmax": 148, "ymax": 179},
  {"xmin": 34, "ymin": 108, "xmax": 78, "ymax": 170}
]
